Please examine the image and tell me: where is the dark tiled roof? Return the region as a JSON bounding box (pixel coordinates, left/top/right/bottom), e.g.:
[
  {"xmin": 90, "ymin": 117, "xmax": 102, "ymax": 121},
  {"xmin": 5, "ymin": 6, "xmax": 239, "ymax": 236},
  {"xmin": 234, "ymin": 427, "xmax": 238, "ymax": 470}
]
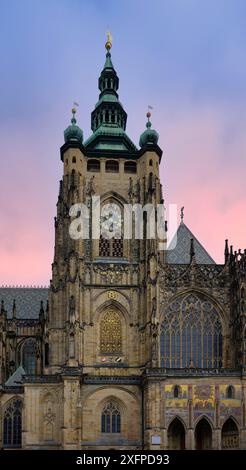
[
  {"xmin": 166, "ymin": 222, "xmax": 215, "ymax": 265},
  {"xmin": 0, "ymin": 287, "xmax": 48, "ymax": 319}
]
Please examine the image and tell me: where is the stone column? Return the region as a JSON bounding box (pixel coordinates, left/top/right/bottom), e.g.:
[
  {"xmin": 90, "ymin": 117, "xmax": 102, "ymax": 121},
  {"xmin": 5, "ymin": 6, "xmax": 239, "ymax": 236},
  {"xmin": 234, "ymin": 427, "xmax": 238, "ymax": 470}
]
[
  {"xmin": 187, "ymin": 428, "xmax": 195, "ymax": 450},
  {"xmin": 62, "ymin": 376, "xmax": 80, "ymax": 449},
  {"xmin": 187, "ymin": 389, "xmax": 194, "ymax": 449}
]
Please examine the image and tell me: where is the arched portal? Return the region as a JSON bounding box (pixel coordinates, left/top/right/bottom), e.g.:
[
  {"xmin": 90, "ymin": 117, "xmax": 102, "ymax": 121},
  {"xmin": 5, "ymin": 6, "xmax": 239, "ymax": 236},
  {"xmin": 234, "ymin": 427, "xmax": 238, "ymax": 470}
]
[
  {"xmin": 195, "ymin": 418, "xmax": 212, "ymax": 450},
  {"xmin": 222, "ymin": 418, "xmax": 239, "ymax": 449},
  {"xmin": 168, "ymin": 418, "xmax": 185, "ymax": 449}
]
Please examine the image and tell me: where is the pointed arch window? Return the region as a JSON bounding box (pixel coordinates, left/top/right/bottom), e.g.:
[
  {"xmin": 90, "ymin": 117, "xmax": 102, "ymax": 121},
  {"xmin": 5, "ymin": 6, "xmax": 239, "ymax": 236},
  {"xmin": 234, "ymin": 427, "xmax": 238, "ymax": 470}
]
[
  {"xmin": 101, "ymin": 402, "xmax": 121, "ymax": 433},
  {"xmin": 226, "ymin": 386, "xmax": 235, "ymax": 399},
  {"xmin": 160, "ymin": 293, "xmax": 223, "ymax": 368},
  {"xmin": 18, "ymin": 338, "xmax": 36, "ymax": 374},
  {"xmin": 100, "ymin": 309, "xmax": 122, "ymax": 355},
  {"xmin": 3, "ymin": 400, "xmax": 22, "ymax": 448},
  {"xmin": 99, "ymin": 202, "xmax": 123, "ymax": 257}
]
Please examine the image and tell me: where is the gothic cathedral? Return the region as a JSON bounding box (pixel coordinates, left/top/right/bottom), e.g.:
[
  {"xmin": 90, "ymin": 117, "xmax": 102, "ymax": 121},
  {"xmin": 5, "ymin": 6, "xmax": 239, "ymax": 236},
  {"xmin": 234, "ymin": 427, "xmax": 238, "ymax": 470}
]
[{"xmin": 0, "ymin": 39, "xmax": 246, "ymax": 450}]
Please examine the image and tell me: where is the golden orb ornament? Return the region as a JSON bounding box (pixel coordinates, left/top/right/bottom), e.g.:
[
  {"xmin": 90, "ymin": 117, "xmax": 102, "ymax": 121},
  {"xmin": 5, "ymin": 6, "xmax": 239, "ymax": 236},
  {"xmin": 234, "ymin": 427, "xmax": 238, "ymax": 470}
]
[{"xmin": 105, "ymin": 31, "xmax": 112, "ymax": 50}]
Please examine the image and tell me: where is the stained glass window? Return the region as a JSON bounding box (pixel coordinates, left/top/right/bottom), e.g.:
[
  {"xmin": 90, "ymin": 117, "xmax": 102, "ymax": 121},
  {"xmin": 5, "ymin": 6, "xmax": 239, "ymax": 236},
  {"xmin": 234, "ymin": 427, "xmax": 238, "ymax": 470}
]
[
  {"xmin": 101, "ymin": 402, "xmax": 121, "ymax": 433},
  {"xmin": 160, "ymin": 293, "xmax": 223, "ymax": 368},
  {"xmin": 100, "ymin": 309, "xmax": 122, "ymax": 355},
  {"xmin": 3, "ymin": 400, "xmax": 22, "ymax": 448}
]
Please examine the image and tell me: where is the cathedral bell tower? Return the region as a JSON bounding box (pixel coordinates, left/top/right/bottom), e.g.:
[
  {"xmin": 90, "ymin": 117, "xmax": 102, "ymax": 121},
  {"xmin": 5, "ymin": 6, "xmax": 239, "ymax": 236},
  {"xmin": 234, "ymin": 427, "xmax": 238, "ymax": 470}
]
[{"xmin": 44, "ymin": 34, "xmax": 164, "ymax": 378}]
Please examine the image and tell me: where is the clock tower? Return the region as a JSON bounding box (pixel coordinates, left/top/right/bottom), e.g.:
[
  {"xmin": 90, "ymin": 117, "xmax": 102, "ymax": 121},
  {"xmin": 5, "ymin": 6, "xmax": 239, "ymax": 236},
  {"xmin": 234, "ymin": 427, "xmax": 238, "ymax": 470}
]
[
  {"xmin": 42, "ymin": 36, "xmax": 163, "ymax": 448},
  {"xmin": 3, "ymin": 35, "xmax": 245, "ymax": 452}
]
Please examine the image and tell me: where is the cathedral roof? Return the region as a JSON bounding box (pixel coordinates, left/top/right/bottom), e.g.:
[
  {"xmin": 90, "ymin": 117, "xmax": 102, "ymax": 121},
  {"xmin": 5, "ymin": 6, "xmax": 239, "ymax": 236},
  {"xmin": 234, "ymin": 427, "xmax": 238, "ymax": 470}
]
[
  {"xmin": 166, "ymin": 221, "xmax": 215, "ymax": 264},
  {"xmin": 5, "ymin": 366, "xmax": 25, "ymax": 387},
  {"xmin": 0, "ymin": 287, "xmax": 48, "ymax": 319}
]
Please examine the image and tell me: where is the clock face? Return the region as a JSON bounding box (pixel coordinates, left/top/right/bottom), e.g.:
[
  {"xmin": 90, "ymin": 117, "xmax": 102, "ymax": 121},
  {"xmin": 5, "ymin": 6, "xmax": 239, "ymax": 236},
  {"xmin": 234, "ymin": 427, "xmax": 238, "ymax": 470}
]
[{"xmin": 100, "ymin": 203, "xmax": 122, "ymax": 239}]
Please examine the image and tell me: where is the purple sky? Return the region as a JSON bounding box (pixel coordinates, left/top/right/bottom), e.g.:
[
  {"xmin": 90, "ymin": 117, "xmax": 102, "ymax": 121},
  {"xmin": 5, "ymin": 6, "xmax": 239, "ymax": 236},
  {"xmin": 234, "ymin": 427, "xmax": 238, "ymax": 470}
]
[{"xmin": 0, "ymin": 0, "xmax": 245, "ymax": 285}]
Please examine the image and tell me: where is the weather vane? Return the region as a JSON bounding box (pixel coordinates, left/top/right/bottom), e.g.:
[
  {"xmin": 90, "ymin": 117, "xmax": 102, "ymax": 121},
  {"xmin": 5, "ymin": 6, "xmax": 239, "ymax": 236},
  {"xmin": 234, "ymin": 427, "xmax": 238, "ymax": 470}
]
[{"xmin": 147, "ymin": 104, "xmax": 153, "ymax": 120}]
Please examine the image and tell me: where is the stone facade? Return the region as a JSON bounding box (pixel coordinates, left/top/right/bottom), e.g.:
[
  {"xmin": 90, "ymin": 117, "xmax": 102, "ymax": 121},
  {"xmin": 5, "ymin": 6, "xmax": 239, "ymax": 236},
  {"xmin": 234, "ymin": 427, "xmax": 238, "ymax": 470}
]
[{"xmin": 0, "ymin": 42, "xmax": 246, "ymax": 450}]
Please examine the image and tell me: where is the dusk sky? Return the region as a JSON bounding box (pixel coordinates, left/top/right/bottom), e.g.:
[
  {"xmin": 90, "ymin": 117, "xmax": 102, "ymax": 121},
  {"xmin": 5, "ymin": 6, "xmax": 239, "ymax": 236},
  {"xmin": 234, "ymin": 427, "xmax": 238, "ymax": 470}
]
[{"xmin": 0, "ymin": 0, "xmax": 245, "ymax": 285}]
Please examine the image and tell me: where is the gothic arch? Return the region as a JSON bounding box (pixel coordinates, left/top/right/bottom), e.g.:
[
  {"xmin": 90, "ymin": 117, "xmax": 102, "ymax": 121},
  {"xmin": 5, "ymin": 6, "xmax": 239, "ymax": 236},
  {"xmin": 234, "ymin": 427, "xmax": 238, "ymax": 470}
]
[
  {"xmin": 93, "ymin": 298, "xmax": 130, "ymax": 323},
  {"xmin": 101, "ymin": 401, "xmax": 121, "ymax": 434},
  {"xmin": 162, "ymin": 288, "xmax": 228, "ymax": 327},
  {"xmin": 167, "ymin": 417, "xmax": 186, "ymax": 449},
  {"xmin": 93, "ymin": 289, "xmax": 131, "ymax": 311},
  {"xmin": 92, "ymin": 302, "xmax": 129, "ymax": 364},
  {"xmin": 82, "ymin": 385, "xmax": 139, "ymax": 405},
  {"xmin": 168, "ymin": 414, "xmax": 187, "ymax": 431},
  {"xmin": 100, "ymin": 309, "xmax": 122, "ymax": 355},
  {"xmin": 194, "ymin": 414, "xmax": 214, "ymax": 429},
  {"xmin": 3, "ymin": 398, "xmax": 23, "ymax": 448},
  {"xmin": 97, "ymin": 394, "xmax": 126, "ymax": 426},
  {"xmin": 221, "ymin": 415, "xmax": 239, "ymax": 428},
  {"xmin": 160, "ymin": 291, "xmax": 225, "ymax": 368},
  {"xmin": 195, "ymin": 416, "xmax": 213, "ymax": 450},
  {"xmin": 97, "ymin": 192, "xmax": 130, "ymax": 259},
  {"xmin": 17, "ymin": 337, "xmax": 37, "ymax": 374},
  {"xmin": 81, "ymin": 387, "xmax": 141, "ymax": 445},
  {"xmin": 100, "ymin": 191, "xmax": 128, "ymax": 206},
  {"xmin": 222, "ymin": 417, "xmax": 239, "ymax": 449}
]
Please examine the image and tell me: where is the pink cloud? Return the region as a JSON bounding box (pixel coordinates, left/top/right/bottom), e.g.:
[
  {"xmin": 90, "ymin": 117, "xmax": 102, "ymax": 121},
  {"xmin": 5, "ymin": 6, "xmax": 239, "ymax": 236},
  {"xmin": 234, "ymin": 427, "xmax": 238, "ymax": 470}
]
[
  {"xmin": 0, "ymin": 103, "xmax": 245, "ymax": 285},
  {"xmin": 160, "ymin": 102, "xmax": 246, "ymax": 262}
]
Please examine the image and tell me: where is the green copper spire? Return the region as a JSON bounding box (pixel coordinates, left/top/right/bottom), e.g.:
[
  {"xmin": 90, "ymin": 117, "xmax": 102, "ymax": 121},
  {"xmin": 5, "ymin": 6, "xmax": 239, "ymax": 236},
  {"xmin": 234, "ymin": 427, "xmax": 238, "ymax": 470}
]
[
  {"xmin": 64, "ymin": 106, "xmax": 83, "ymax": 144},
  {"xmin": 84, "ymin": 33, "xmax": 137, "ymax": 151},
  {"xmin": 139, "ymin": 110, "xmax": 159, "ymax": 148}
]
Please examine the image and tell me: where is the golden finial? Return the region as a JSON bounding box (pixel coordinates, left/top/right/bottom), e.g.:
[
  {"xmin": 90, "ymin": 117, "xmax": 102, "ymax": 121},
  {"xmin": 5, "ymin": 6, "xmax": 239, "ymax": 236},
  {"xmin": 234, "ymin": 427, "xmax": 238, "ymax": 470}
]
[
  {"xmin": 71, "ymin": 102, "xmax": 79, "ymax": 116},
  {"xmin": 105, "ymin": 30, "xmax": 112, "ymax": 51}
]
